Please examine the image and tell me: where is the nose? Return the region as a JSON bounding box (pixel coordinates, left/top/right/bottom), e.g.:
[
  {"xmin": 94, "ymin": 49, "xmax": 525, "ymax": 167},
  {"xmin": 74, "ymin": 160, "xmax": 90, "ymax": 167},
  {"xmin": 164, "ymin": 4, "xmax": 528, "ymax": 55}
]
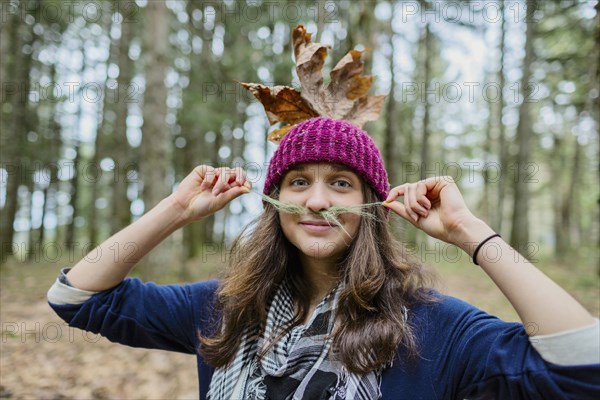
[{"xmin": 304, "ymin": 182, "xmax": 331, "ymax": 213}]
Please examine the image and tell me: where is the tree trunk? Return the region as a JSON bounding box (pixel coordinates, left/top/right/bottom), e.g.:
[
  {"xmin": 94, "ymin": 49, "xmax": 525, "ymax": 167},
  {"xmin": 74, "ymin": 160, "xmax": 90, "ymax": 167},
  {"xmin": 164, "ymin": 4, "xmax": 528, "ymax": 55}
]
[
  {"xmin": 383, "ymin": 20, "xmax": 404, "ymax": 237},
  {"xmin": 111, "ymin": 1, "xmax": 134, "ymax": 234},
  {"xmin": 89, "ymin": 8, "xmax": 118, "ymax": 247},
  {"xmin": 25, "ymin": 178, "xmax": 34, "ymax": 260},
  {"xmin": 31, "ymin": 63, "xmax": 61, "ymax": 259},
  {"xmin": 563, "ymin": 138, "xmax": 581, "ymax": 246},
  {"xmin": 480, "ymin": 71, "xmax": 494, "ymax": 222},
  {"xmin": 180, "ymin": 2, "xmax": 203, "ymax": 265},
  {"xmin": 139, "ymin": 2, "xmax": 172, "ymax": 281},
  {"xmin": 30, "ymin": 168, "xmax": 57, "ymax": 261},
  {"xmin": 30, "ymin": 185, "xmax": 48, "ymax": 261},
  {"xmin": 65, "ymin": 141, "xmax": 81, "ymax": 252},
  {"xmin": 198, "ymin": 8, "xmax": 218, "ymax": 248},
  {"xmin": 510, "ymin": 0, "xmax": 537, "ymax": 249},
  {"xmin": 552, "ymin": 135, "xmax": 568, "ymax": 258},
  {"xmin": 419, "ymin": 23, "xmax": 431, "ymax": 181},
  {"xmin": 384, "ymin": 34, "xmax": 399, "ymax": 187},
  {"xmin": 1, "ymin": 3, "xmax": 34, "ymax": 260},
  {"xmin": 496, "ymin": 0, "xmax": 508, "ymax": 234}
]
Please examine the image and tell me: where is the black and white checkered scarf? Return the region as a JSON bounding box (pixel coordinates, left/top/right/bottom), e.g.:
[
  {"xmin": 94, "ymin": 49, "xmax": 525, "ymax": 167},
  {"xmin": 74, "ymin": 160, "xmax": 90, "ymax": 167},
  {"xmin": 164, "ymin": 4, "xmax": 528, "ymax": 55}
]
[{"xmin": 207, "ymin": 281, "xmax": 381, "ymax": 400}]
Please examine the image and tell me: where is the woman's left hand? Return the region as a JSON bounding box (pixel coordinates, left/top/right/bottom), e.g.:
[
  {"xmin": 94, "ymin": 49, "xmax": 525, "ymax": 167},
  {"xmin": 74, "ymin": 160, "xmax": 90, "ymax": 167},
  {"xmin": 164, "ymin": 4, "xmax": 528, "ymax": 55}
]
[{"xmin": 382, "ymin": 176, "xmax": 482, "ymax": 247}]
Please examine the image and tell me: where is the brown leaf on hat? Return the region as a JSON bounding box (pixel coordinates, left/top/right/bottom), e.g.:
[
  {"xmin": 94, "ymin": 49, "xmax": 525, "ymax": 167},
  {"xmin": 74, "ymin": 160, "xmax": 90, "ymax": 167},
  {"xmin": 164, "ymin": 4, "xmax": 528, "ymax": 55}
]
[
  {"xmin": 344, "ymin": 95, "xmax": 386, "ymax": 128},
  {"xmin": 267, "ymin": 124, "xmax": 294, "ymax": 144},
  {"xmin": 325, "ymin": 49, "xmax": 377, "ymax": 122},
  {"xmin": 293, "ymin": 25, "xmax": 329, "ymax": 117},
  {"xmin": 240, "ymin": 24, "xmax": 384, "ymax": 143},
  {"xmin": 238, "ymin": 83, "xmax": 318, "ymax": 126}
]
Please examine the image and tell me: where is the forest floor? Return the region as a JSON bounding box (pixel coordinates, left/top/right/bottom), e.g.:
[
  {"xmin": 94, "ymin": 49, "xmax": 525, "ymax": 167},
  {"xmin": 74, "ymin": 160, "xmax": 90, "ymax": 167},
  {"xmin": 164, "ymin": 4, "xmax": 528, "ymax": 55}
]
[{"xmin": 1, "ymin": 248, "xmax": 598, "ymax": 399}]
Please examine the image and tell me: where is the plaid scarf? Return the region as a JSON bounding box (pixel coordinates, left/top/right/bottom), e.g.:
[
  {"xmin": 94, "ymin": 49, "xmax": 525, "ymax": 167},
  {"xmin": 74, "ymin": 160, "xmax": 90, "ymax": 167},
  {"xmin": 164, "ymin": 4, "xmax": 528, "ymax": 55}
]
[{"xmin": 207, "ymin": 281, "xmax": 381, "ymax": 400}]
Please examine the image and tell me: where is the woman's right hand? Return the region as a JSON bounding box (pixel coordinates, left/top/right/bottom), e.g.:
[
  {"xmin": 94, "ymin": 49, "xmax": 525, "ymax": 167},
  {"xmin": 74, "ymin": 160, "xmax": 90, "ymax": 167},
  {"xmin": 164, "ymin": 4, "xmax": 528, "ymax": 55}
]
[{"xmin": 170, "ymin": 165, "xmax": 252, "ymax": 223}]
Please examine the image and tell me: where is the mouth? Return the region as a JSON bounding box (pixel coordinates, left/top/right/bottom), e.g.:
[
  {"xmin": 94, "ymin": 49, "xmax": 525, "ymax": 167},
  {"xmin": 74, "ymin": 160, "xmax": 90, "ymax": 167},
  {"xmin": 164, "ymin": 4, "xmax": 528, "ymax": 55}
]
[
  {"xmin": 299, "ymin": 220, "xmax": 335, "ymax": 232},
  {"xmin": 300, "ymin": 219, "xmax": 331, "ymax": 226}
]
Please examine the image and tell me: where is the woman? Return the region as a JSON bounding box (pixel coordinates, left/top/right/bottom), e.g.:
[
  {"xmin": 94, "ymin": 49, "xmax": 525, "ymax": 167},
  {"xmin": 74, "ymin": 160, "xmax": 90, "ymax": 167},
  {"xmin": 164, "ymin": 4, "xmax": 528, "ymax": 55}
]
[{"xmin": 48, "ymin": 117, "xmax": 599, "ymax": 399}]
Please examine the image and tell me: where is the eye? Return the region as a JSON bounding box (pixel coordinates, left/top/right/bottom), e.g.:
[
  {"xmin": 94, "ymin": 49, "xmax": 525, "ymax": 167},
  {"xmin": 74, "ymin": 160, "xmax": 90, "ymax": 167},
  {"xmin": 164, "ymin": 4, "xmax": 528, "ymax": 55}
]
[
  {"xmin": 291, "ymin": 178, "xmax": 308, "ymax": 186},
  {"xmin": 333, "ymin": 179, "xmax": 352, "ymax": 188}
]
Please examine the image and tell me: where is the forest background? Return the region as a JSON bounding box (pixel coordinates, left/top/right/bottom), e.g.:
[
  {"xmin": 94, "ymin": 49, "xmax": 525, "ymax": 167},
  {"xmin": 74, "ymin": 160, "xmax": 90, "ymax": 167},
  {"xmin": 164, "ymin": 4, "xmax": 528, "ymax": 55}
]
[{"xmin": 1, "ymin": 0, "xmax": 599, "ymax": 398}]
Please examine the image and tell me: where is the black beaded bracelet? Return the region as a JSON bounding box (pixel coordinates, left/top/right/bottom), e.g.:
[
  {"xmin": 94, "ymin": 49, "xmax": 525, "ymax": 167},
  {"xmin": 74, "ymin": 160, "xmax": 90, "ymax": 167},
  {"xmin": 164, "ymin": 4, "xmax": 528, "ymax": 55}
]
[{"xmin": 472, "ymin": 233, "xmax": 501, "ymax": 265}]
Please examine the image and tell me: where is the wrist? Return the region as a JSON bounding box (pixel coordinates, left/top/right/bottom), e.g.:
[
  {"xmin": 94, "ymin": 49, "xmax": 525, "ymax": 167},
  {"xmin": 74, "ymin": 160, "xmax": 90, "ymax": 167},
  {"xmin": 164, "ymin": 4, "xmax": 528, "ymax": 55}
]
[
  {"xmin": 155, "ymin": 195, "xmax": 191, "ymax": 230},
  {"xmin": 452, "ymin": 218, "xmax": 496, "ymax": 257}
]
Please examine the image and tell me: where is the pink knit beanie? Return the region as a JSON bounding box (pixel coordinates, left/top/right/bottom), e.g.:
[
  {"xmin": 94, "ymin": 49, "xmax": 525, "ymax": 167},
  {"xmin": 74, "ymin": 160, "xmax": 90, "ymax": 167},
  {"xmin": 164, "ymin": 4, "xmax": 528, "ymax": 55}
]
[{"xmin": 263, "ymin": 117, "xmax": 390, "ymax": 202}]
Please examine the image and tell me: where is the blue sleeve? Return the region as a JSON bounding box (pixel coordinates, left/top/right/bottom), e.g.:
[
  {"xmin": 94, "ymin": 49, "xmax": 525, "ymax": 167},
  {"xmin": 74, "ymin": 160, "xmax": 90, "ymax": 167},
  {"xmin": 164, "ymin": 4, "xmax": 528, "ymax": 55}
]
[
  {"xmin": 48, "ymin": 278, "xmax": 220, "ymax": 355},
  {"xmin": 419, "ymin": 294, "xmax": 600, "ymax": 399}
]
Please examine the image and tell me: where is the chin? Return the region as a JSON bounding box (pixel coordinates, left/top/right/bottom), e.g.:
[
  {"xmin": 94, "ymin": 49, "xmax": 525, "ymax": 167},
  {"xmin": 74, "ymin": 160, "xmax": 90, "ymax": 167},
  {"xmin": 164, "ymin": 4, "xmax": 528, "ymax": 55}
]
[{"xmin": 296, "ymin": 239, "xmax": 346, "ymax": 260}]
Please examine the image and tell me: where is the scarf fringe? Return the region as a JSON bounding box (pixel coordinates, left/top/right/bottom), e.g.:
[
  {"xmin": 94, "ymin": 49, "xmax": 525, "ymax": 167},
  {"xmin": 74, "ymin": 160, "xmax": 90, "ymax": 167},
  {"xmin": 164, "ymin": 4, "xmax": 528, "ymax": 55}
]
[{"xmin": 246, "ymin": 360, "xmax": 267, "ymax": 400}]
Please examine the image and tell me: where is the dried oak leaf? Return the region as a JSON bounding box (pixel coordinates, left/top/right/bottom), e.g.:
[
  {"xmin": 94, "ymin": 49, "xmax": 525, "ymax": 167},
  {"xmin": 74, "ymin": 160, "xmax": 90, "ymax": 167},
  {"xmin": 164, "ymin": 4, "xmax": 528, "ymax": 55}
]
[
  {"xmin": 268, "ymin": 124, "xmax": 294, "ymax": 143},
  {"xmin": 240, "ymin": 24, "xmax": 384, "ymax": 144},
  {"xmin": 238, "ymin": 82, "xmax": 319, "ymax": 144},
  {"xmin": 292, "ymin": 24, "xmax": 384, "ymax": 126},
  {"xmin": 238, "ymin": 83, "xmax": 318, "ymax": 125},
  {"xmin": 293, "ymin": 25, "xmax": 329, "ymax": 116}
]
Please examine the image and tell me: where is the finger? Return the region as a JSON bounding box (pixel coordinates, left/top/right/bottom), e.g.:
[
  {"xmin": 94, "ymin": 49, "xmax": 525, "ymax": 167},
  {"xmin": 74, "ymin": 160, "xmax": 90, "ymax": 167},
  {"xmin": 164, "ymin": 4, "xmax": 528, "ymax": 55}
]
[
  {"xmin": 212, "ymin": 168, "xmax": 233, "ymax": 195},
  {"xmin": 199, "ymin": 168, "xmax": 217, "ymax": 192},
  {"xmin": 193, "ymin": 164, "xmax": 211, "ymax": 178},
  {"xmin": 383, "ymin": 200, "xmax": 417, "ymax": 225},
  {"xmin": 216, "ymin": 184, "xmax": 251, "ymax": 203},
  {"xmin": 413, "ymin": 182, "xmax": 430, "ymax": 215},
  {"xmin": 403, "ymin": 185, "xmax": 420, "ymax": 222},
  {"xmin": 233, "ymin": 167, "xmax": 252, "ymax": 190},
  {"xmin": 383, "ymin": 184, "xmax": 407, "ymax": 204},
  {"xmin": 232, "ymin": 167, "xmax": 244, "ymax": 186},
  {"xmin": 225, "ymin": 167, "xmax": 241, "ymax": 185},
  {"xmin": 383, "ymin": 184, "xmax": 420, "ymax": 221},
  {"xmin": 418, "ymin": 193, "xmax": 432, "ymax": 209},
  {"xmin": 214, "ymin": 168, "xmax": 251, "ymax": 195},
  {"xmin": 420, "ymin": 175, "xmax": 455, "ymax": 197}
]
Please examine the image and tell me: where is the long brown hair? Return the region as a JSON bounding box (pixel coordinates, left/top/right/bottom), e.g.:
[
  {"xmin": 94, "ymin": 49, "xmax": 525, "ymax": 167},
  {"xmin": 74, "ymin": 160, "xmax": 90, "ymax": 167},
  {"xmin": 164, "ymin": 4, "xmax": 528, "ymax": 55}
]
[{"xmin": 199, "ymin": 183, "xmax": 435, "ymax": 373}]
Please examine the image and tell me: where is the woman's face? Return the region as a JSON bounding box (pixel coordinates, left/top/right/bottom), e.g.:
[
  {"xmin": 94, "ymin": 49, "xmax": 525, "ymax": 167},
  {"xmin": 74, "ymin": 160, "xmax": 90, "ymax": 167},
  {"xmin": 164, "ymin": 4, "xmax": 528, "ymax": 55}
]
[{"xmin": 278, "ymin": 162, "xmax": 364, "ymax": 264}]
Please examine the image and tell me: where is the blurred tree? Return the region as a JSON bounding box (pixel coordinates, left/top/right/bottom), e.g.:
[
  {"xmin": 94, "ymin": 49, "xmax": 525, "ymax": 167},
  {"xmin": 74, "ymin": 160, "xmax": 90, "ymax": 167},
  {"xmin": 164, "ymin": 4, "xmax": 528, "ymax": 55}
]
[
  {"xmin": 418, "ymin": 21, "xmax": 432, "ymax": 182},
  {"xmin": 1, "ymin": 0, "xmax": 35, "ymax": 259},
  {"xmin": 65, "ymin": 30, "xmax": 89, "ymax": 253},
  {"xmin": 496, "ymin": 0, "xmax": 509, "ymax": 235},
  {"xmin": 139, "ymin": 1, "xmax": 172, "ymax": 280},
  {"xmin": 110, "ymin": 0, "xmax": 135, "ymax": 234},
  {"xmin": 482, "ymin": 0, "xmax": 508, "ymax": 234},
  {"xmin": 510, "ymin": 0, "xmax": 537, "ymax": 249},
  {"xmin": 177, "ymin": 0, "xmax": 205, "ymax": 265},
  {"xmin": 89, "ymin": 3, "xmax": 119, "ymax": 247},
  {"xmin": 383, "ymin": 31, "xmax": 400, "ymax": 188},
  {"xmin": 28, "ymin": 64, "xmax": 61, "ymax": 260}
]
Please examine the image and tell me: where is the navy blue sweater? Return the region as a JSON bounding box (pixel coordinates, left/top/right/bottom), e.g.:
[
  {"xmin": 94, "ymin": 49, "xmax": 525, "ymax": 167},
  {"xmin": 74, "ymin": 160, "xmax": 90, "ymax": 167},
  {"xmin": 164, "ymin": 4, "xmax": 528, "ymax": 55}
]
[{"xmin": 49, "ymin": 278, "xmax": 600, "ymax": 399}]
